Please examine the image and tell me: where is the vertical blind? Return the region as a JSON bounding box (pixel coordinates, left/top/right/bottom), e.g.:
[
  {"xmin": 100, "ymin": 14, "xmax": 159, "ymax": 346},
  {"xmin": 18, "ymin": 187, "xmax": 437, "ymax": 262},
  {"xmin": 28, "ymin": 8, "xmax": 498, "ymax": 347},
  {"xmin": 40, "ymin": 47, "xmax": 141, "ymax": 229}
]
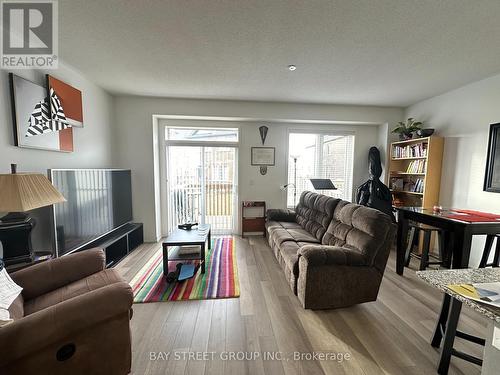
[{"xmin": 287, "ymin": 132, "xmax": 354, "ymax": 207}]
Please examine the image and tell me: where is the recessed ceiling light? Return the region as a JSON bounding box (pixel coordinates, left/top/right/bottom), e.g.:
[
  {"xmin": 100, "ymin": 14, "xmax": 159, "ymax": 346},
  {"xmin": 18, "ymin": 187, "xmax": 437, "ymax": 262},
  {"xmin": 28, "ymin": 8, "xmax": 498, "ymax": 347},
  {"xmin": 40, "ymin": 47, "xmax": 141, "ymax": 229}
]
[{"xmin": 288, "ymin": 65, "xmax": 297, "ymax": 71}]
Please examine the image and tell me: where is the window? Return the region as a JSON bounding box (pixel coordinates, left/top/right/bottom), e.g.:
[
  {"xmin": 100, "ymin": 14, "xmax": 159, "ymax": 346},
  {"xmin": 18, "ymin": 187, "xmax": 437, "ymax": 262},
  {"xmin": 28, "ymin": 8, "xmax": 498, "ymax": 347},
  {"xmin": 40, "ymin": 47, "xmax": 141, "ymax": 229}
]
[
  {"xmin": 166, "ymin": 127, "xmax": 238, "ymax": 142},
  {"xmin": 287, "ymin": 132, "xmax": 354, "ymax": 207}
]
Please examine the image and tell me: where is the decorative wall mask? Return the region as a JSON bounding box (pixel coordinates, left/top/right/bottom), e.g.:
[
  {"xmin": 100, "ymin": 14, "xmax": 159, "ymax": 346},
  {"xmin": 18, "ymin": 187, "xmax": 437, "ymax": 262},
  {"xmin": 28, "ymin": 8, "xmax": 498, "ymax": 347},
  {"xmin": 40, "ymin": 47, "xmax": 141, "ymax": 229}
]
[{"xmin": 259, "ymin": 125, "xmax": 268, "ymax": 145}]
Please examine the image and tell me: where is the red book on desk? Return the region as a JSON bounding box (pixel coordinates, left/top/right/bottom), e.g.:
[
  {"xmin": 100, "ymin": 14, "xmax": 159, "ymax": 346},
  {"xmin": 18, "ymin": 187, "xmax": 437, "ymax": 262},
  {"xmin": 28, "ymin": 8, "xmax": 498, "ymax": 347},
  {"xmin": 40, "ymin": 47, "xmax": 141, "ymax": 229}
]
[{"xmin": 444, "ymin": 209, "xmax": 500, "ymax": 223}]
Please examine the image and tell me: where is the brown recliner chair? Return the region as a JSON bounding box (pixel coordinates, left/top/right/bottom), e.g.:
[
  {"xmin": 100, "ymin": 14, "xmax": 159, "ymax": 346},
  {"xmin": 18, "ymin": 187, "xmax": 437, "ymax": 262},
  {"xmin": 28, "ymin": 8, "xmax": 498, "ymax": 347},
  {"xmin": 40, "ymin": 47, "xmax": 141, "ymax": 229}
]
[{"xmin": 0, "ymin": 248, "xmax": 133, "ymax": 375}]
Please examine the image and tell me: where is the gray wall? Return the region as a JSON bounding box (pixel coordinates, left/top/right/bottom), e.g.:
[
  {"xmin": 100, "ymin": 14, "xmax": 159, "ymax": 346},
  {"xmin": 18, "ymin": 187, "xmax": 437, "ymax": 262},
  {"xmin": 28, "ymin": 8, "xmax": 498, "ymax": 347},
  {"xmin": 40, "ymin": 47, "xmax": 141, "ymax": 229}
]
[
  {"xmin": 406, "ymin": 72, "xmax": 500, "ymax": 266},
  {"xmin": 0, "ymin": 63, "xmax": 116, "ymax": 253}
]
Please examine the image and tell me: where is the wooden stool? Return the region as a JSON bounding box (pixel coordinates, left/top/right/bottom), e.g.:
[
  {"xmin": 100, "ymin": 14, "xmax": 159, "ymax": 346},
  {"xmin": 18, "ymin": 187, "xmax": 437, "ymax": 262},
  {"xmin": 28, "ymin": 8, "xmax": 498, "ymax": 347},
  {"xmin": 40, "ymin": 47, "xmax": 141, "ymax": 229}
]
[
  {"xmin": 479, "ymin": 234, "xmax": 500, "ymax": 268},
  {"xmin": 404, "ymin": 223, "xmax": 449, "ymax": 270}
]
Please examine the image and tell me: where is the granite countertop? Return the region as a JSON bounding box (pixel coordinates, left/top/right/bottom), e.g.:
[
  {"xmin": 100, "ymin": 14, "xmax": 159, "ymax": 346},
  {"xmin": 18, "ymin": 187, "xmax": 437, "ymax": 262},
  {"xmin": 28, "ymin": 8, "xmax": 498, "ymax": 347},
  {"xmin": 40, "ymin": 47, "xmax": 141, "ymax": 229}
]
[{"xmin": 417, "ymin": 268, "xmax": 500, "ymax": 323}]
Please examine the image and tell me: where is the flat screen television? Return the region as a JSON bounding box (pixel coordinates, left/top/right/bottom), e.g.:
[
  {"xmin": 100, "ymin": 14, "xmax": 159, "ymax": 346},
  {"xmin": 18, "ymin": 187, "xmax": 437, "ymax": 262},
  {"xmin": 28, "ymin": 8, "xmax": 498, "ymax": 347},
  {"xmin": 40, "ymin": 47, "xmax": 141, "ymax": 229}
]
[{"xmin": 49, "ymin": 169, "xmax": 133, "ymax": 256}]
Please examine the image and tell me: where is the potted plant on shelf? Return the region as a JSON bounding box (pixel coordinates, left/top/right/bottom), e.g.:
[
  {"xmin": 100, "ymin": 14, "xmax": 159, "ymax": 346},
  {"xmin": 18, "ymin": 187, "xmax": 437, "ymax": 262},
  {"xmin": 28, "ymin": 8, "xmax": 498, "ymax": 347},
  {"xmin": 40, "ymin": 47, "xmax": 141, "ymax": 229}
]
[{"xmin": 392, "ymin": 118, "xmax": 423, "ymax": 140}]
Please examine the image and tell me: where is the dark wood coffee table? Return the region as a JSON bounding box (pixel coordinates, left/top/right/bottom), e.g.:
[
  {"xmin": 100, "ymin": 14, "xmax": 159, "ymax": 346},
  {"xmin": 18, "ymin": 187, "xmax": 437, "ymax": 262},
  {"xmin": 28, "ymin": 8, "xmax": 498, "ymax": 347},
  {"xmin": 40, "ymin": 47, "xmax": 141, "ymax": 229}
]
[{"xmin": 162, "ymin": 224, "xmax": 211, "ymax": 275}]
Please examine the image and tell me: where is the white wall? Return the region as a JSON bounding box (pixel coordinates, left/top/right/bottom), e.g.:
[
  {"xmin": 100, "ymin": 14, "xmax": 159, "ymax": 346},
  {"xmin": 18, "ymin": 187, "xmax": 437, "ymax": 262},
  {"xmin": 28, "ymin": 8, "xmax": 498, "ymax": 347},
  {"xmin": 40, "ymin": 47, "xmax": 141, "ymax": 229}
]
[
  {"xmin": 113, "ymin": 96, "xmax": 403, "ymax": 241},
  {"xmin": 0, "ymin": 62, "xmax": 116, "ymax": 252},
  {"xmin": 406, "ymin": 73, "xmax": 500, "ymax": 266}
]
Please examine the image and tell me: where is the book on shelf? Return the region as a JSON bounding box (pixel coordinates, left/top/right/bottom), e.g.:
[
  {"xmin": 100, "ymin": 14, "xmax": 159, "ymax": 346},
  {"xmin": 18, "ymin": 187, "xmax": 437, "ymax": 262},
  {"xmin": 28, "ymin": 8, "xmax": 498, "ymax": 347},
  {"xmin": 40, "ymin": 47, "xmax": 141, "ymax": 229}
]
[
  {"xmin": 406, "ymin": 160, "xmax": 426, "ymax": 173},
  {"xmin": 392, "ymin": 142, "xmax": 428, "ymax": 158},
  {"xmin": 412, "ymin": 178, "xmax": 424, "ymax": 193}
]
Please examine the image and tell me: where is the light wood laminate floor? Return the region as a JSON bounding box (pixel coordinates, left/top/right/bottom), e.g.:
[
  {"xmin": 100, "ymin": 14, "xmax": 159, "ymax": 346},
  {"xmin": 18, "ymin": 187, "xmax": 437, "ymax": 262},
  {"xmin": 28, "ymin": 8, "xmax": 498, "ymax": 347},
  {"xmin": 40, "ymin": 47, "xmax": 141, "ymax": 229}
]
[{"xmin": 116, "ymin": 236, "xmax": 487, "ymax": 375}]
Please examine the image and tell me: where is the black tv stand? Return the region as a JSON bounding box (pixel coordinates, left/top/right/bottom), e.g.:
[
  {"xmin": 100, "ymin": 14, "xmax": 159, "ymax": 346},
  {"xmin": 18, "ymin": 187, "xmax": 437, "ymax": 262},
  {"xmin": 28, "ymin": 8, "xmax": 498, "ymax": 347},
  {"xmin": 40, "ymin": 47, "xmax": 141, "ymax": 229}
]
[{"xmin": 81, "ymin": 223, "xmax": 144, "ymax": 267}]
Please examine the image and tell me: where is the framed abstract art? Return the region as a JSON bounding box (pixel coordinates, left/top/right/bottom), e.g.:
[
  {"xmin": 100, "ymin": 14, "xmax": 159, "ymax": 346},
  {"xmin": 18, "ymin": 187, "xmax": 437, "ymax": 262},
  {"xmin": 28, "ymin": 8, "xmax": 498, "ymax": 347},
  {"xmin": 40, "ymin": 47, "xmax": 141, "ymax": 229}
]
[{"xmin": 9, "ymin": 73, "xmax": 76, "ymax": 152}]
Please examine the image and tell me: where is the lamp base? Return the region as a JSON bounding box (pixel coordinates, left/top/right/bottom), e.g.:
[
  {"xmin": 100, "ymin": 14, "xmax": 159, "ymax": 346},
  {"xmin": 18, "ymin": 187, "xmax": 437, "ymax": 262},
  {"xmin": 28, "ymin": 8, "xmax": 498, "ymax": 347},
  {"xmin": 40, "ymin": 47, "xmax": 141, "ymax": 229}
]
[{"xmin": 0, "ymin": 212, "xmax": 29, "ymax": 223}]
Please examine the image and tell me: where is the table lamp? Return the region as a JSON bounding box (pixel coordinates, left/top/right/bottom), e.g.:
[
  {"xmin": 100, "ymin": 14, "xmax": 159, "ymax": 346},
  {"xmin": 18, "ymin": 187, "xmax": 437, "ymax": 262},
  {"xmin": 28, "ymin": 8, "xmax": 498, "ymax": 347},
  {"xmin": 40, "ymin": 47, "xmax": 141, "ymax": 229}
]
[
  {"xmin": 0, "ymin": 164, "xmax": 66, "ymax": 223},
  {"xmin": 0, "ymin": 164, "xmax": 66, "ymax": 266}
]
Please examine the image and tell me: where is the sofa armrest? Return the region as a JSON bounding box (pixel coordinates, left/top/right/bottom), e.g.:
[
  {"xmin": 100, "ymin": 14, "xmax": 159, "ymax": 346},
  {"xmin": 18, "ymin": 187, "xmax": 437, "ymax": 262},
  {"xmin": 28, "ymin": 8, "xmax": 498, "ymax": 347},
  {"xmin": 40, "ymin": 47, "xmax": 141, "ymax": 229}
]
[
  {"xmin": 0, "ymin": 281, "xmax": 133, "ymax": 367},
  {"xmin": 11, "ymin": 248, "xmax": 106, "ymax": 300},
  {"xmin": 266, "ymin": 208, "xmax": 296, "ymax": 222},
  {"xmin": 298, "ymin": 245, "xmax": 368, "ymax": 267}
]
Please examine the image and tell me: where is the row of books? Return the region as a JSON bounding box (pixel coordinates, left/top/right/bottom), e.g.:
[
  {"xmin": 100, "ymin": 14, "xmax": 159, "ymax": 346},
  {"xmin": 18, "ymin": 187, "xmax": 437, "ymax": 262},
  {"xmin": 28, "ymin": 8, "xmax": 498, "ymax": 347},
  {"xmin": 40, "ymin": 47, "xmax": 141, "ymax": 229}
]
[
  {"xmin": 392, "ymin": 143, "xmax": 427, "ymax": 158},
  {"xmin": 406, "ymin": 160, "xmax": 426, "ymax": 173},
  {"xmin": 412, "ymin": 178, "xmax": 424, "ymax": 193}
]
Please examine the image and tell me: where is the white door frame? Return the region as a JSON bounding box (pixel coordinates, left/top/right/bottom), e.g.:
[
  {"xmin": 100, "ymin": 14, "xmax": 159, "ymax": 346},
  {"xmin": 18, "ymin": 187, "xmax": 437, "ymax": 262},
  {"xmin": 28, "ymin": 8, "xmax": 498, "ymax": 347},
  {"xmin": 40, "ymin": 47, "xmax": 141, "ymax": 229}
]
[{"xmin": 159, "ymin": 122, "xmax": 240, "ymax": 237}]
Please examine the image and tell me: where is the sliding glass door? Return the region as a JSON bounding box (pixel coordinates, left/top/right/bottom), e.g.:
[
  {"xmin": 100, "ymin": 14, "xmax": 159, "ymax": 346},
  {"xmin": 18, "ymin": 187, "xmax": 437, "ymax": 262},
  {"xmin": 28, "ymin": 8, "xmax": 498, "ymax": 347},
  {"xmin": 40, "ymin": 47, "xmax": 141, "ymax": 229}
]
[{"xmin": 165, "ymin": 126, "xmax": 238, "ymax": 235}]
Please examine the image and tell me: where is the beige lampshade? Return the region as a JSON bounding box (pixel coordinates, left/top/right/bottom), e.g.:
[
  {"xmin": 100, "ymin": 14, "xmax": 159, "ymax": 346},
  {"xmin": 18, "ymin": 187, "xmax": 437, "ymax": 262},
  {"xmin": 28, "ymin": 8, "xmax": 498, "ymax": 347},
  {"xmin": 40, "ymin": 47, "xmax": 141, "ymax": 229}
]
[{"xmin": 0, "ymin": 173, "xmax": 66, "ymax": 212}]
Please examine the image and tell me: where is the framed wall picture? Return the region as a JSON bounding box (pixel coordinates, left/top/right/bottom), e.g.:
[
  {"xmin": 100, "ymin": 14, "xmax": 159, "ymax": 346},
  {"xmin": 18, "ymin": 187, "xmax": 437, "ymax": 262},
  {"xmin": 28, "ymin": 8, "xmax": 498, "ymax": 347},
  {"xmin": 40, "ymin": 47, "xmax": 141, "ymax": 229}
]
[
  {"xmin": 9, "ymin": 73, "xmax": 73, "ymax": 152},
  {"xmin": 251, "ymin": 147, "xmax": 275, "ymax": 166},
  {"xmin": 484, "ymin": 123, "xmax": 500, "ymax": 192}
]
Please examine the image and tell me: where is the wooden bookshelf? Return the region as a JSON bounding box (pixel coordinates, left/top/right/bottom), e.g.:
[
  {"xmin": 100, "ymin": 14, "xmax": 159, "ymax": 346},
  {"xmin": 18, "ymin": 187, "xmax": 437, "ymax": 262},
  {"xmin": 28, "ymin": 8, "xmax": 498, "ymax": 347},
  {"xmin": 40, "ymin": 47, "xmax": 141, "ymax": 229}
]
[{"xmin": 389, "ymin": 136, "xmax": 444, "ymax": 209}]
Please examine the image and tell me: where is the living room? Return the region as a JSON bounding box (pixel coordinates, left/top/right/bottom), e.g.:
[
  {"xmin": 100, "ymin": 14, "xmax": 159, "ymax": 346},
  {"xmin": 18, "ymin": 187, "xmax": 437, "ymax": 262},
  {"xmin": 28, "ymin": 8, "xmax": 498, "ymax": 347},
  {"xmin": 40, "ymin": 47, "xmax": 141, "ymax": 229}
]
[{"xmin": 1, "ymin": 1, "xmax": 500, "ymax": 374}]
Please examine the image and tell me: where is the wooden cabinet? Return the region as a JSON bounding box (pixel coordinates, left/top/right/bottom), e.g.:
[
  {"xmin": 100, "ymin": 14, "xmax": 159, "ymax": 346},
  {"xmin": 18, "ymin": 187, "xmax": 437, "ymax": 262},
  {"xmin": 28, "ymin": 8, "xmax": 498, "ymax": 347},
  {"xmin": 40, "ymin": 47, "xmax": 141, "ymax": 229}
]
[{"xmin": 241, "ymin": 201, "xmax": 266, "ymax": 237}]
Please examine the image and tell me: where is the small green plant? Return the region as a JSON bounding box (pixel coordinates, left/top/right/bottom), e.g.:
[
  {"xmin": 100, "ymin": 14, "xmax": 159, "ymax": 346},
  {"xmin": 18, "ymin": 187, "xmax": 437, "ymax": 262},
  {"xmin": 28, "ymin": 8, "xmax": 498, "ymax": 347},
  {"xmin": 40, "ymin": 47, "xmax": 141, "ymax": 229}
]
[{"xmin": 392, "ymin": 118, "xmax": 423, "ymax": 140}]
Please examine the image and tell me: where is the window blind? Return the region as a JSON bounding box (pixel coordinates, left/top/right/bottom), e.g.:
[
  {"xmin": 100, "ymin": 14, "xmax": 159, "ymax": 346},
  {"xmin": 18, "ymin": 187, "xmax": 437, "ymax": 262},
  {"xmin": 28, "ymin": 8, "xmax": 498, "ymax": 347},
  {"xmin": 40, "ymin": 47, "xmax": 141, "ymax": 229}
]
[{"xmin": 287, "ymin": 133, "xmax": 354, "ymax": 207}]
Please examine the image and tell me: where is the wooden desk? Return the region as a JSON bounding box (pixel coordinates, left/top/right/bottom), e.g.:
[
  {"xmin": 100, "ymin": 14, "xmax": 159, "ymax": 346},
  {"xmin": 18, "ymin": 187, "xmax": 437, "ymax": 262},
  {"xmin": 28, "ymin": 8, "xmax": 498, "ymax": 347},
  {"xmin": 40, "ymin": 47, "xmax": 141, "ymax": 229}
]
[{"xmin": 395, "ymin": 207, "xmax": 500, "ymax": 275}]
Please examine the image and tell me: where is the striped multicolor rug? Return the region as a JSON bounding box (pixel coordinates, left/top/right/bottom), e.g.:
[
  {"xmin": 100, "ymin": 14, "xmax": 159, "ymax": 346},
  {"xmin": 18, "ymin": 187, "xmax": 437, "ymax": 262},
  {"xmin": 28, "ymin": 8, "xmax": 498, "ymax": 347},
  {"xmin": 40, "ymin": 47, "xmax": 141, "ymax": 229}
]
[{"xmin": 130, "ymin": 236, "xmax": 239, "ymax": 303}]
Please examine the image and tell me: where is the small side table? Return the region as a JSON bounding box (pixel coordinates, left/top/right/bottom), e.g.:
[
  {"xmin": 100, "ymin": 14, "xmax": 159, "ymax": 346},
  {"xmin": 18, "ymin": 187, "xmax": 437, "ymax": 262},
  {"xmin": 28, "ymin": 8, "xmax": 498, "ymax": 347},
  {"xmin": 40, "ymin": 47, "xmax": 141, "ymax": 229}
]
[
  {"xmin": 162, "ymin": 224, "xmax": 211, "ymax": 275},
  {"xmin": 242, "ymin": 201, "xmax": 266, "ymax": 238}
]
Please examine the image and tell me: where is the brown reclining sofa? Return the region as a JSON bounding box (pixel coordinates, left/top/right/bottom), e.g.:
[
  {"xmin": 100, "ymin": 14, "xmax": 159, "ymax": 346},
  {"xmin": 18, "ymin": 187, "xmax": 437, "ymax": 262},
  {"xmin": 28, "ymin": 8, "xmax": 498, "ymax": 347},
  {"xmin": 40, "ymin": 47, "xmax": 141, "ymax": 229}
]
[
  {"xmin": 0, "ymin": 248, "xmax": 133, "ymax": 375},
  {"xmin": 266, "ymin": 191, "xmax": 396, "ymax": 309}
]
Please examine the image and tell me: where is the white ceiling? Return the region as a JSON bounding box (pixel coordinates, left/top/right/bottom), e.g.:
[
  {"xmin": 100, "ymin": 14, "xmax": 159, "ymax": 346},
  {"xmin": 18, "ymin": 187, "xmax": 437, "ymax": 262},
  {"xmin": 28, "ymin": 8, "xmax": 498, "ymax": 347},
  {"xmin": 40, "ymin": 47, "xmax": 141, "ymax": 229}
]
[{"xmin": 59, "ymin": 0, "xmax": 500, "ymax": 107}]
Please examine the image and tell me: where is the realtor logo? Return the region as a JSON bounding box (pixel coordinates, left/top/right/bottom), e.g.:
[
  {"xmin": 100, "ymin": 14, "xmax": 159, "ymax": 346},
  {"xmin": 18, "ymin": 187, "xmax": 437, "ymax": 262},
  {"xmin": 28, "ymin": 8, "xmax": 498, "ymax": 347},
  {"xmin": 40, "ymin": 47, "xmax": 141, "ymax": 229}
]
[{"xmin": 1, "ymin": 0, "xmax": 58, "ymax": 69}]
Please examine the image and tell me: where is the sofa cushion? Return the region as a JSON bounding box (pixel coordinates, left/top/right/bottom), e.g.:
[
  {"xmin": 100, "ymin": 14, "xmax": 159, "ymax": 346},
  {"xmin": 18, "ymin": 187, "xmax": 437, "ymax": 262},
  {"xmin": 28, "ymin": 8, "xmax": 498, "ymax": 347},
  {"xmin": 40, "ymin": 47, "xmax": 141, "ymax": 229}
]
[
  {"xmin": 265, "ymin": 220, "xmax": 284, "ymax": 232},
  {"xmin": 278, "ymin": 241, "xmax": 300, "ymax": 276},
  {"xmin": 279, "ymin": 222, "xmax": 302, "ymax": 230},
  {"xmin": 270, "ymin": 227, "xmax": 320, "ymax": 246},
  {"xmin": 298, "ymin": 245, "xmax": 368, "ymax": 267},
  {"xmin": 322, "ymin": 203, "xmax": 392, "ymax": 267},
  {"xmin": 295, "ymin": 191, "xmax": 339, "ymax": 241},
  {"xmin": 265, "ymin": 220, "xmax": 302, "ymax": 232},
  {"xmin": 24, "ymin": 268, "xmax": 123, "ymax": 316},
  {"xmin": 266, "ymin": 208, "xmax": 296, "ymax": 222}
]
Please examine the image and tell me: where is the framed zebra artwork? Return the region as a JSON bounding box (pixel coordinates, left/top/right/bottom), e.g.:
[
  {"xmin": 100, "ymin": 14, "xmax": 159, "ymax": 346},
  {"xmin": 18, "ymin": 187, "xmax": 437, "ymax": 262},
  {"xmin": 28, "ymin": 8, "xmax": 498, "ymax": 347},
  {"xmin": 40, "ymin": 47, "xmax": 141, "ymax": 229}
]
[{"xmin": 9, "ymin": 73, "xmax": 75, "ymax": 152}]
